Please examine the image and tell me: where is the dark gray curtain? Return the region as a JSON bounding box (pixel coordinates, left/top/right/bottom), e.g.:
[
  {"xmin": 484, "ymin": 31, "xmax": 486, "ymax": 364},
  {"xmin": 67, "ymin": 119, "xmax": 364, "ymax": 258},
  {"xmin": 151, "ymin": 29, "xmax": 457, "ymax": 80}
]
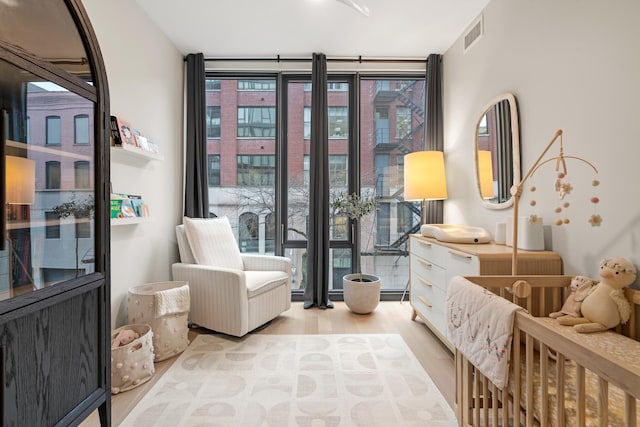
[
  {"xmin": 184, "ymin": 53, "xmax": 209, "ymax": 218},
  {"xmin": 303, "ymin": 53, "xmax": 333, "ymax": 309},
  {"xmin": 424, "ymin": 53, "xmax": 444, "ymax": 224},
  {"xmin": 495, "ymin": 99, "xmax": 513, "ymax": 203}
]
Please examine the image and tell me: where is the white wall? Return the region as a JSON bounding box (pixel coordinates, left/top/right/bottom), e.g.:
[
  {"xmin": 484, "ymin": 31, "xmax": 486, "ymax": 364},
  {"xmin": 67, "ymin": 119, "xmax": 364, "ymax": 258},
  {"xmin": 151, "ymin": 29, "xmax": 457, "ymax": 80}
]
[
  {"xmin": 443, "ymin": 0, "xmax": 640, "ymax": 283},
  {"xmin": 82, "ymin": 0, "xmax": 184, "ymax": 327}
]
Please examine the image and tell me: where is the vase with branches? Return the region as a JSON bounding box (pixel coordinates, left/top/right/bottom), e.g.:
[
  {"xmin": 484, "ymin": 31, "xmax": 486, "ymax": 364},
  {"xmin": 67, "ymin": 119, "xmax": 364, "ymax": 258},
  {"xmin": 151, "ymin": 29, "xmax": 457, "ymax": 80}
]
[{"xmin": 330, "ymin": 191, "xmax": 377, "ymax": 282}]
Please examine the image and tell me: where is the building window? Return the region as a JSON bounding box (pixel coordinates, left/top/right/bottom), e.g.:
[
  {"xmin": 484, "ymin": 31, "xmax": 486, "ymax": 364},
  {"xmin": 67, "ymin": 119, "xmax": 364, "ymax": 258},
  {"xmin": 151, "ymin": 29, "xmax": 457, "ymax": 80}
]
[
  {"xmin": 74, "ymin": 161, "xmax": 90, "ymax": 189},
  {"xmin": 46, "ymin": 116, "xmax": 61, "ymax": 145},
  {"xmin": 207, "ymin": 154, "xmax": 220, "ymax": 186},
  {"xmin": 46, "ymin": 161, "xmax": 61, "ymax": 189},
  {"xmin": 76, "ymin": 221, "xmax": 90, "ymax": 239},
  {"xmin": 478, "ymin": 114, "xmax": 488, "ymax": 135},
  {"xmin": 205, "ymin": 79, "xmax": 221, "ymax": 91},
  {"xmin": 237, "ymin": 155, "xmax": 275, "ymax": 186},
  {"xmin": 45, "ymin": 211, "xmax": 60, "ymax": 239},
  {"xmin": 328, "ymin": 107, "xmax": 348, "ymax": 138},
  {"xmin": 332, "ymin": 215, "xmax": 348, "ymax": 240},
  {"xmin": 206, "ymin": 106, "xmax": 221, "ymax": 138},
  {"xmin": 396, "ymin": 107, "xmax": 411, "ymax": 139},
  {"xmin": 237, "ymin": 107, "xmax": 276, "ymax": 138},
  {"xmin": 26, "ymin": 116, "xmax": 30, "ymax": 143},
  {"xmin": 265, "ymin": 213, "xmax": 275, "ymax": 254},
  {"xmin": 329, "ymin": 155, "xmax": 348, "ymax": 187},
  {"xmin": 74, "ymin": 114, "xmax": 89, "ymax": 144},
  {"xmin": 239, "ymin": 212, "xmax": 259, "ymax": 253},
  {"xmin": 303, "ymin": 155, "xmax": 310, "ymax": 186},
  {"xmin": 237, "ymin": 80, "xmax": 276, "ymax": 91},
  {"xmin": 303, "ymin": 107, "xmax": 311, "ymax": 139}
]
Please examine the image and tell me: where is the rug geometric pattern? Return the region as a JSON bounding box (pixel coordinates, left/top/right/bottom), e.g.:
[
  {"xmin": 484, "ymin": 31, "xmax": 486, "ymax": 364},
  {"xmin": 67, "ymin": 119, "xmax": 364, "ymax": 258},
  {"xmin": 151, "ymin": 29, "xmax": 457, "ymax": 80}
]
[{"xmin": 120, "ymin": 334, "xmax": 457, "ymax": 426}]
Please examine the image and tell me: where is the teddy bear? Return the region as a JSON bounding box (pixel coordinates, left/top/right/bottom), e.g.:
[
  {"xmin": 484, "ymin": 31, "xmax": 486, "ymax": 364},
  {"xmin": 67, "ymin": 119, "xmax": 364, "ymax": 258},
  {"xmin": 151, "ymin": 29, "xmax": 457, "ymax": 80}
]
[
  {"xmin": 111, "ymin": 329, "xmax": 140, "ymax": 349},
  {"xmin": 549, "ymin": 275, "xmax": 597, "ymax": 320},
  {"xmin": 557, "ymin": 257, "xmax": 636, "ymax": 333}
]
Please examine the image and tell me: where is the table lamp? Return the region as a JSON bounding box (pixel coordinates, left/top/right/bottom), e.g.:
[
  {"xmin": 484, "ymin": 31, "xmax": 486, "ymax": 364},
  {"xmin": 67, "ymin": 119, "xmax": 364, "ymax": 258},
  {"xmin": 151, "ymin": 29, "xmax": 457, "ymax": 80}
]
[
  {"xmin": 477, "ymin": 150, "xmax": 495, "ymax": 199},
  {"xmin": 404, "ymin": 151, "xmax": 448, "ymax": 224},
  {"xmin": 5, "ymin": 155, "xmax": 36, "ymax": 284}
]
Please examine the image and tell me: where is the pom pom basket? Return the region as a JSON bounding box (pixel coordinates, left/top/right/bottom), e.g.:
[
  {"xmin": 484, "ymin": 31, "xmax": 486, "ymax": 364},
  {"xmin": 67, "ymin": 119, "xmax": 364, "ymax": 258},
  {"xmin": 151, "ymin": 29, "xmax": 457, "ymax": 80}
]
[{"xmin": 111, "ymin": 324, "xmax": 155, "ymax": 394}]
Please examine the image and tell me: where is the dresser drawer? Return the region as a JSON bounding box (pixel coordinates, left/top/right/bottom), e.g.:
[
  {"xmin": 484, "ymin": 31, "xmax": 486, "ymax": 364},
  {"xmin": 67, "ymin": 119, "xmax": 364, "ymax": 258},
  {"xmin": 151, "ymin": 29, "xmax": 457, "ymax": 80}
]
[
  {"xmin": 410, "ymin": 236, "xmax": 447, "ymax": 267},
  {"xmin": 410, "ymin": 275, "xmax": 447, "ymax": 335},
  {"xmin": 410, "ymin": 253, "xmax": 447, "ymax": 289},
  {"xmin": 446, "ymin": 248, "xmax": 480, "ymax": 277}
]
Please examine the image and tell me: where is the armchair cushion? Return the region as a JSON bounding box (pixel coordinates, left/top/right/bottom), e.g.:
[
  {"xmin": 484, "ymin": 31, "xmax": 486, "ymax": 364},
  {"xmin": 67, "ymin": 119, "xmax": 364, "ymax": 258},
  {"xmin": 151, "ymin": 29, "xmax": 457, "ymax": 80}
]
[
  {"xmin": 245, "ymin": 271, "xmax": 289, "ymax": 298},
  {"xmin": 183, "ymin": 216, "xmax": 244, "ymax": 270}
]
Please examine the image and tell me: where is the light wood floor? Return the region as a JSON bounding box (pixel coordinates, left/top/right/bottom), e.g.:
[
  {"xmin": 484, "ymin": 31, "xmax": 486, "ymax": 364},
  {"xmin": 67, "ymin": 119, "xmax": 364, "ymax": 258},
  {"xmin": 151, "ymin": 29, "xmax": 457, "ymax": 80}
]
[{"xmin": 82, "ymin": 301, "xmax": 455, "ymax": 426}]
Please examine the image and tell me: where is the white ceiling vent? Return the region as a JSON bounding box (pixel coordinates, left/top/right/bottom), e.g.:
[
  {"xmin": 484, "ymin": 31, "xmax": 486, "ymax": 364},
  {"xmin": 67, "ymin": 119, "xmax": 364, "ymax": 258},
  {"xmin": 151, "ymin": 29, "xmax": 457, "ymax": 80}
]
[{"xmin": 463, "ymin": 15, "xmax": 483, "ymax": 53}]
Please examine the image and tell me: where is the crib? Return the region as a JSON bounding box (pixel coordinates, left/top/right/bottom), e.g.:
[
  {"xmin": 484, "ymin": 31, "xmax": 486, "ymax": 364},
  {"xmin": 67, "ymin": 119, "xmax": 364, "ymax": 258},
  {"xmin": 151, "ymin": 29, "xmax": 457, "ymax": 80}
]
[{"xmin": 452, "ymin": 275, "xmax": 640, "ymax": 427}]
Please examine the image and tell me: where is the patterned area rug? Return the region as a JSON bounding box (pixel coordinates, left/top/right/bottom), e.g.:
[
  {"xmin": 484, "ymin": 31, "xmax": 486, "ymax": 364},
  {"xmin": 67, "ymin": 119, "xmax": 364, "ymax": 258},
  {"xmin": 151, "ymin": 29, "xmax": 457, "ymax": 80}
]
[{"xmin": 120, "ymin": 334, "xmax": 457, "ymax": 426}]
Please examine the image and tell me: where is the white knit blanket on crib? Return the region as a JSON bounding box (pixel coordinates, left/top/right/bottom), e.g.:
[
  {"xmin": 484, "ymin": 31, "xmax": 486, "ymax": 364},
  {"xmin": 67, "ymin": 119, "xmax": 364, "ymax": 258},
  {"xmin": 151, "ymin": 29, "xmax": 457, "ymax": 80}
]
[
  {"xmin": 446, "ymin": 276, "xmax": 523, "ymax": 389},
  {"xmin": 154, "ymin": 284, "xmax": 190, "ymax": 317}
]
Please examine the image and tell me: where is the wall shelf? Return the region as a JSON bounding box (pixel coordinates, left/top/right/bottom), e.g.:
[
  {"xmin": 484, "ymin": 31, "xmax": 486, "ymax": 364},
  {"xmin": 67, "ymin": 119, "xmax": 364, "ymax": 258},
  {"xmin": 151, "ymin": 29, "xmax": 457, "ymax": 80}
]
[
  {"xmin": 111, "ymin": 144, "xmax": 164, "ymax": 161},
  {"xmin": 111, "ymin": 217, "xmax": 150, "ymax": 226}
]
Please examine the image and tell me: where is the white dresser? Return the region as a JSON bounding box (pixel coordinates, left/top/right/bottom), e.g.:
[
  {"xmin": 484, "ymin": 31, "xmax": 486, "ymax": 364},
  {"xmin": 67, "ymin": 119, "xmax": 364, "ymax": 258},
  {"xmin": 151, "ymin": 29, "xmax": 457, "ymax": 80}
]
[{"xmin": 409, "ymin": 234, "xmax": 563, "ymax": 350}]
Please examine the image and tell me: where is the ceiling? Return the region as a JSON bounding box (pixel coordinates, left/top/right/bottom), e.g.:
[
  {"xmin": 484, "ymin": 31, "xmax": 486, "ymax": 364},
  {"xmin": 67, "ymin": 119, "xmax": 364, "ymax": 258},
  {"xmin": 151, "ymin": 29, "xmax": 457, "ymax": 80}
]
[{"xmin": 134, "ymin": 0, "xmax": 490, "ymax": 59}]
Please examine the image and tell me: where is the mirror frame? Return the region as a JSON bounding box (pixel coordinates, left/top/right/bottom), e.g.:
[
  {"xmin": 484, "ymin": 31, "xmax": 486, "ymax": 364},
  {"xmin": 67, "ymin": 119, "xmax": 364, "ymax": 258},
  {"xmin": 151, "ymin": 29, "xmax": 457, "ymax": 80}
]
[{"xmin": 474, "ymin": 92, "xmax": 521, "ymax": 210}]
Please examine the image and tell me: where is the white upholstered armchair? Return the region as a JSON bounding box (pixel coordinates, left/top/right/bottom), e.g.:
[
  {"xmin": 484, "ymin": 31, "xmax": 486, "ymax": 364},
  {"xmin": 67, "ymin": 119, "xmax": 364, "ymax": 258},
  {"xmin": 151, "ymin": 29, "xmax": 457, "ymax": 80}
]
[{"xmin": 172, "ymin": 216, "xmax": 291, "ymax": 337}]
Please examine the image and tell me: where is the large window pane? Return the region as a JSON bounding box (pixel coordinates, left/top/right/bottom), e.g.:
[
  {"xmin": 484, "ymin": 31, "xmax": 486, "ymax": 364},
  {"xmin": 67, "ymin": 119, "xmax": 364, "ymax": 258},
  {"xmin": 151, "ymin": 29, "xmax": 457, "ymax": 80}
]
[
  {"xmin": 206, "ymin": 78, "xmax": 276, "ymax": 257},
  {"xmin": 360, "ymin": 78, "xmax": 426, "ymax": 292}
]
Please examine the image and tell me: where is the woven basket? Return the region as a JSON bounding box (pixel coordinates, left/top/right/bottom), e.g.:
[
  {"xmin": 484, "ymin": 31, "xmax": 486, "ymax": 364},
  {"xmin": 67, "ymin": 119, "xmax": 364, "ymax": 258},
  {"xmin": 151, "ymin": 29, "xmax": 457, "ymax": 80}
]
[
  {"xmin": 128, "ymin": 281, "xmax": 190, "ymax": 361},
  {"xmin": 111, "ymin": 324, "xmax": 154, "ymax": 394}
]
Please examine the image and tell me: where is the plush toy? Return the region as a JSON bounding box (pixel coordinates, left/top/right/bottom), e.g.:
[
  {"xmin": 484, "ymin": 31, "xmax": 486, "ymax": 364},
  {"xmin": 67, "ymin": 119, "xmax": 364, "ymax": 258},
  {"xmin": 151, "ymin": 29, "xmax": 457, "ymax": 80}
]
[
  {"xmin": 549, "ymin": 275, "xmax": 597, "ymax": 319},
  {"xmin": 557, "ymin": 257, "xmax": 637, "ymax": 333},
  {"xmin": 111, "ymin": 329, "xmax": 140, "ymax": 349}
]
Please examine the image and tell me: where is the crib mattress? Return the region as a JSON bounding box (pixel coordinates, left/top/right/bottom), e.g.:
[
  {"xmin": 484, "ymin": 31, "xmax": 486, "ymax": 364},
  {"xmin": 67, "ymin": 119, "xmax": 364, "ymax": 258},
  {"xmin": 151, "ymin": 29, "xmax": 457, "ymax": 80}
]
[{"xmin": 510, "ymin": 317, "xmax": 640, "ymax": 427}]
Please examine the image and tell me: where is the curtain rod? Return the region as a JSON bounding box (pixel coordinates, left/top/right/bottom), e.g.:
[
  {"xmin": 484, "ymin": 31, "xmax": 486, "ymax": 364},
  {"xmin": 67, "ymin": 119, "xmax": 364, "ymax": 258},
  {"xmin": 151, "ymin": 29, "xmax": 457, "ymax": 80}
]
[{"xmin": 186, "ymin": 55, "xmax": 429, "ymax": 64}]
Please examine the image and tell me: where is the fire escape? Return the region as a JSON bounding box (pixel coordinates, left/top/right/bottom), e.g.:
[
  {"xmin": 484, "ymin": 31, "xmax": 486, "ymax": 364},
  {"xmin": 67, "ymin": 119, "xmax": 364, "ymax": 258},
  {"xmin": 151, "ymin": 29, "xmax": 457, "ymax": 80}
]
[{"xmin": 369, "ymin": 80, "xmax": 425, "ymax": 257}]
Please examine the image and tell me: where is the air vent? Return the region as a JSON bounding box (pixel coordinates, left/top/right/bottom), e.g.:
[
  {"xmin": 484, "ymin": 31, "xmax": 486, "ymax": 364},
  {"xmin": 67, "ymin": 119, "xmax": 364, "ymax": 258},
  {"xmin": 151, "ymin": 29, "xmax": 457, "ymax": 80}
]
[{"xmin": 463, "ymin": 15, "xmax": 483, "ymax": 53}]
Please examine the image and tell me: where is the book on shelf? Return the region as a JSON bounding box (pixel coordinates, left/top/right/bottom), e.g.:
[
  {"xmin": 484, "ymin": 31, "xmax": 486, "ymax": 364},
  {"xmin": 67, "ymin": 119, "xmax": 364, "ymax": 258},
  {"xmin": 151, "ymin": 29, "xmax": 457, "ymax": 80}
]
[
  {"xmin": 111, "ymin": 116, "xmax": 138, "ymax": 147},
  {"xmin": 111, "ymin": 193, "xmax": 147, "ymax": 219}
]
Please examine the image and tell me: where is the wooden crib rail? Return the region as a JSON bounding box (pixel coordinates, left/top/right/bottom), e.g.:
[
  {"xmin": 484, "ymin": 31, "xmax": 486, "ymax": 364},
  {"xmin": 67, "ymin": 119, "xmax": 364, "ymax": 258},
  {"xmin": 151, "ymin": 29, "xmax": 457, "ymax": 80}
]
[
  {"xmin": 464, "ymin": 275, "xmax": 571, "ymax": 317},
  {"xmin": 456, "ymin": 278, "xmax": 640, "ymax": 427}
]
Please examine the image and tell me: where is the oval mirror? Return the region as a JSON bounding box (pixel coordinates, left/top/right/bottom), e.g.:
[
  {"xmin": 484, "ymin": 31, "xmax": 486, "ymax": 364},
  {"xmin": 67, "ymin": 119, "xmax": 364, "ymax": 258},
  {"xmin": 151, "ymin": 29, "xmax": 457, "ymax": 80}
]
[{"xmin": 474, "ymin": 93, "xmax": 521, "ymax": 209}]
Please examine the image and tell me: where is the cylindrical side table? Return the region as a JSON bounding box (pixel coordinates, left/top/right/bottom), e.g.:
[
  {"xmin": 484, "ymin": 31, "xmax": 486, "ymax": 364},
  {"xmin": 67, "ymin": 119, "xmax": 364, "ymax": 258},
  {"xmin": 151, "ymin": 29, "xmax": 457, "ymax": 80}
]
[{"xmin": 128, "ymin": 281, "xmax": 190, "ymax": 361}]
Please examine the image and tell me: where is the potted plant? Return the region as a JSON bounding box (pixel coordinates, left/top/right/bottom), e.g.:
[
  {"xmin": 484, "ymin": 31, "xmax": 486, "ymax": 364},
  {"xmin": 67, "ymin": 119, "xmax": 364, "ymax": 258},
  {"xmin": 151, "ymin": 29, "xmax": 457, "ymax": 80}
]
[{"xmin": 330, "ymin": 191, "xmax": 380, "ymax": 314}]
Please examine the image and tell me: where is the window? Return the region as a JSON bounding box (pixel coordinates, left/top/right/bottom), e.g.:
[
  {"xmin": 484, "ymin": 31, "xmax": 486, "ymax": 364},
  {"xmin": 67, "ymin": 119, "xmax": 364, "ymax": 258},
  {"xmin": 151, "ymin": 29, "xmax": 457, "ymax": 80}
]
[
  {"xmin": 237, "ymin": 155, "xmax": 275, "ymax": 186},
  {"xmin": 239, "ymin": 212, "xmax": 259, "ymax": 253},
  {"xmin": 45, "ymin": 211, "xmax": 60, "ymax": 239},
  {"xmin": 329, "ymin": 155, "xmax": 348, "ymax": 187},
  {"xmin": 74, "ymin": 161, "xmax": 90, "ymax": 189},
  {"xmin": 74, "ymin": 114, "xmax": 89, "ymax": 144},
  {"xmin": 303, "ymin": 107, "xmax": 311, "ymax": 139},
  {"xmin": 206, "ymin": 106, "xmax": 220, "ymax": 138},
  {"xmin": 237, "ymin": 107, "xmax": 276, "ymax": 137},
  {"xmin": 303, "ymin": 82, "xmax": 347, "ymax": 91},
  {"xmin": 76, "ymin": 221, "xmax": 90, "ymax": 239},
  {"xmin": 237, "ymin": 80, "xmax": 276, "ymax": 91},
  {"xmin": 46, "ymin": 116, "xmax": 61, "ymax": 145},
  {"xmin": 303, "ymin": 155, "xmax": 310, "ymax": 186},
  {"xmin": 205, "ymin": 79, "xmax": 221, "ymax": 91},
  {"xmin": 396, "ymin": 107, "xmax": 411, "ymax": 139},
  {"xmin": 46, "ymin": 161, "xmax": 61, "ymax": 189},
  {"xmin": 207, "ymin": 154, "xmax": 220, "ymax": 186},
  {"xmin": 265, "ymin": 213, "xmax": 275, "ymax": 254},
  {"xmin": 26, "ymin": 116, "xmax": 30, "ymax": 143},
  {"xmin": 478, "ymin": 114, "xmax": 488, "ymax": 135},
  {"xmin": 328, "ymin": 107, "xmax": 348, "ymax": 138}
]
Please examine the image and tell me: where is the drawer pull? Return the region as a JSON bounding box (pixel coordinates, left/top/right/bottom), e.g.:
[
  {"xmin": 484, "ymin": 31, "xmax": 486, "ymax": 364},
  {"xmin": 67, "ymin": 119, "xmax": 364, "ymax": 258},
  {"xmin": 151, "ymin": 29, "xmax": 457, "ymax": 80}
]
[
  {"xmin": 418, "ymin": 296, "xmax": 433, "ymax": 308},
  {"xmin": 449, "ymin": 250, "xmax": 472, "ymax": 260},
  {"xmin": 417, "ymin": 240, "xmax": 432, "ymax": 247},
  {"xmin": 418, "ymin": 259, "xmax": 433, "ymax": 268},
  {"xmin": 418, "ymin": 277, "xmax": 433, "ymax": 287}
]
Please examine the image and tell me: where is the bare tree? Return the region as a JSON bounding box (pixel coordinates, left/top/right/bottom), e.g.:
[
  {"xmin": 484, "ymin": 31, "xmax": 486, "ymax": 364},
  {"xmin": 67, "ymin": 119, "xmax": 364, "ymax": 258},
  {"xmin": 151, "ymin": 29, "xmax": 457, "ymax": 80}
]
[{"xmin": 52, "ymin": 194, "xmax": 94, "ymax": 277}]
